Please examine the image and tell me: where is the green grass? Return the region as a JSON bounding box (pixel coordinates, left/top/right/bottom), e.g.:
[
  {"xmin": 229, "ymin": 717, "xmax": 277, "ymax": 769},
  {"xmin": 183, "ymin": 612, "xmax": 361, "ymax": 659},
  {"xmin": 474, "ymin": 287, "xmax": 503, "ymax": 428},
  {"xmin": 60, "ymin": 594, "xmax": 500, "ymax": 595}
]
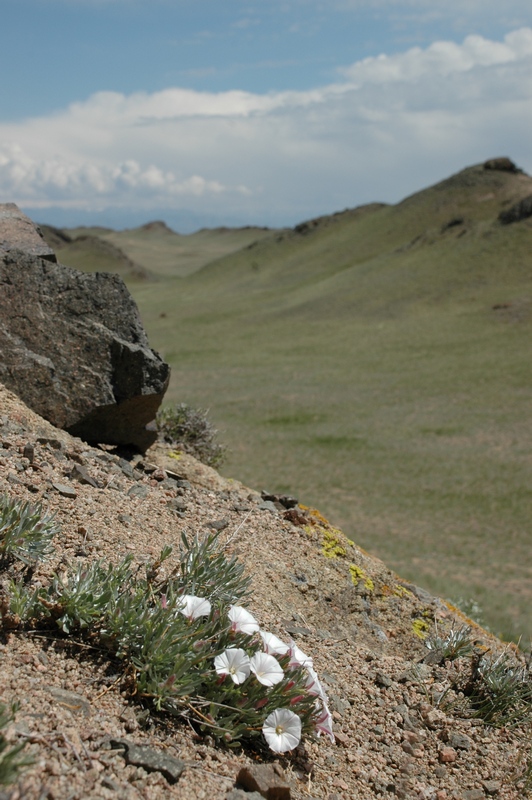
[
  {"xmin": 43, "ymin": 163, "xmax": 532, "ymax": 643},
  {"xmin": 58, "ymin": 223, "xmax": 280, "ymax": 279}
]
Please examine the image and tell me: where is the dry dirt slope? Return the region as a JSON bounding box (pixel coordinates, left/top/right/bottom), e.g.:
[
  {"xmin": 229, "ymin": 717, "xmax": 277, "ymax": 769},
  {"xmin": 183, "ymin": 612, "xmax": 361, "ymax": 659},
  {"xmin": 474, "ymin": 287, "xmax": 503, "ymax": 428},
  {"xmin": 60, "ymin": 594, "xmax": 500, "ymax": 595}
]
[{"xmin": 0, "ymin": 382, "xmax": 530, "ymax": 800}]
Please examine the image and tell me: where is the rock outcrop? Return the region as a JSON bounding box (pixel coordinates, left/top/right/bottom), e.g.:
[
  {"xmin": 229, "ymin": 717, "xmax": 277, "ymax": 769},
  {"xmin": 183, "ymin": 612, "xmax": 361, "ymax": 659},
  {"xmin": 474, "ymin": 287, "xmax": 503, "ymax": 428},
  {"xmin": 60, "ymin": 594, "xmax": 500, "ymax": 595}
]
[
  {"xmin": 483, "ymin": 156, "xmax": 520, "ymax": 173},
  {"xmin": 0, "ymin": 204, "xmax": 169, "ymax": 451},
  {"xmin": 499, "ymin": 193, "xmax": 532, "ymax": 225}
]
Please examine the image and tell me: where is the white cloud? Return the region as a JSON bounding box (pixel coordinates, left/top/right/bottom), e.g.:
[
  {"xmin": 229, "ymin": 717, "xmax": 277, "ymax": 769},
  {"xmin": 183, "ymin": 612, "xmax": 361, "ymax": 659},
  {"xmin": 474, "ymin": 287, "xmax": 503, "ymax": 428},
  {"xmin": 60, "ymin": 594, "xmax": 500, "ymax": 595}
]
[{"xmin": 1, "ymin": 28, "xmax": 531, "ymax": 225}]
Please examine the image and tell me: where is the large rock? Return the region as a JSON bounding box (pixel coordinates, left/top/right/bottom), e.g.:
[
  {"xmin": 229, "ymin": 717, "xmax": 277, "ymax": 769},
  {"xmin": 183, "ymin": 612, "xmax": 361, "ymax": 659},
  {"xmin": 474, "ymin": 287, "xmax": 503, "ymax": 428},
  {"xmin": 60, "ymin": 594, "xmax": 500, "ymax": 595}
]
[{"xmin": 0, "ymin": 204, "xmax": 169, "ymax": 451}]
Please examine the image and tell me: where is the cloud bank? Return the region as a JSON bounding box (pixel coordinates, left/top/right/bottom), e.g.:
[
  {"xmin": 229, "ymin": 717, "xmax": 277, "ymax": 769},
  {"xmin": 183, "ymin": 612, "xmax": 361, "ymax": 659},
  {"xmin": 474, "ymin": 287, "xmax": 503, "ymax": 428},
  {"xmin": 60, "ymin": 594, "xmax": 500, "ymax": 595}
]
[{"xmin": 1, "ymin": 28, "xmax": 531, "ymax": 227}]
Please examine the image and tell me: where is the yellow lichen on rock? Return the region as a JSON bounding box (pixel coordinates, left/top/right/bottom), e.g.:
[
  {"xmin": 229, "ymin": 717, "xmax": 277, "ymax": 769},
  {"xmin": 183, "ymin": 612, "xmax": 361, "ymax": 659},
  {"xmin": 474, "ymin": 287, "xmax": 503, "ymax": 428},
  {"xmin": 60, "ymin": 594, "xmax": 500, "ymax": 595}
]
[
  {"xmin": 349, "ymin": 564, "xmax": 374, "ymax": 592},
  {"xmin": 412, "ymin": 618, "xmax": 430, "ymax": 639}
]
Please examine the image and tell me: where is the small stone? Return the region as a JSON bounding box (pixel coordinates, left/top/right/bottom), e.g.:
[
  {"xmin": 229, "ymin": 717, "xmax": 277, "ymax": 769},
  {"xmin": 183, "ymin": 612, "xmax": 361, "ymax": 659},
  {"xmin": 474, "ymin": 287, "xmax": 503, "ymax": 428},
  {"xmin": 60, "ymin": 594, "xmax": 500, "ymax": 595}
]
[
  {"xmin": 71, "ymin": 464, "xmax": 99, "ymax": 487},
  {"xmin": 438, "ymin": 747, "xmax": 457, "ymax": 763},
  {"xmin": 205, "ymin": 519, "xmax": 229, "ymax": 532},
  {"xmin": 52, "ymin": 482, "xmax": 77, "ymax": 498},
  {"xmin": 118, "ymin": 458, "xmax": 135, "ymax": 478},
  {"xmin": 463, "ymin": 791, "xmax": 484, "ymax": 800},
  {"xmin": 22, "ymin": 443, "xmax": 34, "ymax": 462},
  {"xmin": 110, "ymin": 739, "xmax": 185, "ymax": 784},
  {"xmin": 128, "ymin": 484, "xmax": 149, "ymax": 499},
  {"xmin": 48, "ymin": 687, "xmax": 90, "ymax": 716},
  {"xmin": 259, "ymin": 500, "xmax": 279, "ymax": 514},
  {"xmin": 448, "ymin": 731, "xmax": 473, "ymax": 750},
  {"xmin": 226, "ymin": 791, "xmax": 264, "ymax": 800},
  {"xmin": 236, "ymin": 763, "xmax": 291, "ymax": 800},
  {"xmin": 167, "ymin": 498, "xmax": 187, "ymax": 512},
  {"xmin": 332, "ymin": 778, "xmax": 349, "ymax": 791},
  {"xmin": 101, "ymin": 777, "xmax": 121, "ymax": 792},
  {"xmin": 481, "ymin": 781, "xmax": 501, "ymax": 796},
  {"xmin": 334, "ymin": 731, "xmax": 349, "ymax": 746}
]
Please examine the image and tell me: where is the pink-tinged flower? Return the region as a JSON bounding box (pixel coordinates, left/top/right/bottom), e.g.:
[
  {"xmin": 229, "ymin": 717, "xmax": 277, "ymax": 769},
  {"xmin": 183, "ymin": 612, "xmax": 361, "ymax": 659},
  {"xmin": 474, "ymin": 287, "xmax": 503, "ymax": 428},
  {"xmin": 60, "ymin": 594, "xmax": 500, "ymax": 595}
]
[
  {"xmin": 304, "ymin": 666, "xmax": 328, "ymax": 701},
  {"xmin": 288, "ymin": 639, "xmax": 313, "ymax": 669},
  {"xmin": 228, "ymin": 605, "xmax": 260, "ymax": 635},
  {"xmin": 177, "ymin": 595, "xmax": 212, "ymax": 621},
  {"xmin": 250, "ymin": 652, "xmax": 284, "ymax": 686},
  {"xmin": 214, "ymin": 648, "xmax": 251, "ymax": 685},
  {"xmin": 262, "ymin": 708, "xmax": 302, "ymax": 753},
  {"xmin": 260, "ymin": 631, "xmax": 289, "ymax": 656},
  {"xmin": 315, "ymin": 702, "xmax": 335, "ymax": 743}
]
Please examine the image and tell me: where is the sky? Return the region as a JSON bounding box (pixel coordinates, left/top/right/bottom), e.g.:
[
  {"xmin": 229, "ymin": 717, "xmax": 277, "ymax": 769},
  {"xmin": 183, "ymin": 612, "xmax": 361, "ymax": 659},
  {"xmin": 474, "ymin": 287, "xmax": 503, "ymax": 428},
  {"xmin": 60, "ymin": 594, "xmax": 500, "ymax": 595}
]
[{"xmin": 1, "ymin": 0, "xmax": 531, "ymax": 232}]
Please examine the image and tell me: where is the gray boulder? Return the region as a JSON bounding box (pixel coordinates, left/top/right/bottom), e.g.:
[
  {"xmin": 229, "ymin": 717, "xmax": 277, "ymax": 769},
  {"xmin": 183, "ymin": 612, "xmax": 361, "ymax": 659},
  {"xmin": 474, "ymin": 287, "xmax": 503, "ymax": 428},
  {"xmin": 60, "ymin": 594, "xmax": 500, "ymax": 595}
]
[{"xmin": 0, "ymin": 205, "xmax": 169, "ymax": 451}]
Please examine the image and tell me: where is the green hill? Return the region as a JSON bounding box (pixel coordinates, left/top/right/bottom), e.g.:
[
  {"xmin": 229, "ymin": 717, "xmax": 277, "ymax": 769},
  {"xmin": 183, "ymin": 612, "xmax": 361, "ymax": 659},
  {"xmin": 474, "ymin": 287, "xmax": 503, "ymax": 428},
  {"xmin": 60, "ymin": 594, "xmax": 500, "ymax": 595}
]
[
  {"xmin": 42, "ymin": 160, "xmax": 532, "ymax": 642},
  {"xmin": 41, "ymin": 221, "xmax": 280, "ymax": 279}
]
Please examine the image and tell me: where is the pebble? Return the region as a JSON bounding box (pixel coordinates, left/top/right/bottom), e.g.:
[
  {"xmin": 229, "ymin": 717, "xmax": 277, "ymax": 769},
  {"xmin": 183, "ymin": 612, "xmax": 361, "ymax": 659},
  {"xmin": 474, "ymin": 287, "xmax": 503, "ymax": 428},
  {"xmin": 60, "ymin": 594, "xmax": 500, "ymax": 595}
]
[
  {"xmin": 52, "ymin": 482, "xmax": 77, "ymax": 498},
  {"xmin": 128, "ymin": 484, "xmax": 149, "ymax": 499},
  {"xmin": 481, "ymin": 780, "xmax": 501, "ymax": 795},
  {"xmin": 438, "ymin": 747, "xmax": 457, "ymax": 763},
  {"xmin": 448, "ymin": 731, "xmax": 473, "ymax": 750}
]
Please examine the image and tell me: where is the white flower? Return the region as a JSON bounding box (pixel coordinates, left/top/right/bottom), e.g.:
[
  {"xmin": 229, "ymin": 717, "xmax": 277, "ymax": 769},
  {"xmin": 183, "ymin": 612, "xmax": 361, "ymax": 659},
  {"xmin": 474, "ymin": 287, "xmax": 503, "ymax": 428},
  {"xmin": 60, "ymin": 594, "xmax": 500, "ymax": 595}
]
[
  {"xmin": 228, "ymin": 605, "xmax": 260, "ymax": 635},
  {"xmin": 304, "ymin": 666, "xmax": 328, "ymax": 701},
  {"xmin": 214, "ymin": 648, "xmax": 251, "ymax": 684},
  {"xmin": 177, "ymin": 594, "xmax": 211, "ymax": 621},
  {"xmin": 288, "ymin": 639, "xmax": 313, "ymax": 669},
  {"xmin": 262, "ymin": 708, "xmax": 302, "ymax": 753},
  {"xmin": 315, "ymin": 701, "xmax": 335, "ymax": 743},
  {"xmin": 260, "ymin": 631, "xmax": 289, "ymax": 656},
  {"xmin": 250, "ymin": 652, "xmax": 284, "ymax": 686}
]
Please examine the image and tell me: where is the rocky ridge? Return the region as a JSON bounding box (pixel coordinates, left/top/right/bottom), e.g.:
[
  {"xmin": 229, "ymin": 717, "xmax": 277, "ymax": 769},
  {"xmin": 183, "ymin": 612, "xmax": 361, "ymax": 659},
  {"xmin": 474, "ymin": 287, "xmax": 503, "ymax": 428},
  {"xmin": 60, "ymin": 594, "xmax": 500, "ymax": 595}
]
[{"xmin": 0, "ymin": 383, "xmax": 530, "ymax": 800}]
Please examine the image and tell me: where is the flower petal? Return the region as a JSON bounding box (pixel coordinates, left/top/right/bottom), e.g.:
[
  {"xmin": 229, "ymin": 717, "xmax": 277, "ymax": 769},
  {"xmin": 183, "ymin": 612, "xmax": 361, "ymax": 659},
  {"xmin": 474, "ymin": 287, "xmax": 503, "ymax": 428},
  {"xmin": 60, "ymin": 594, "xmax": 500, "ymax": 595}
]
[
  {"xmin": 228, "ymin": 605, "xmax": 260, "ymax": 635},
  {"xmin": 315, "ymin": 701, "xmax": 335, "ymax": 743},
  {"xmin": 214, "ymin": 648, "xmax": 251, "ymax": 685},
  {"xmin": 250, "ymin": 652, "xmax": 284, "ymax": 686},
  {"xmin": 263, "ymin": 708, "xmax": 302, "ymax": 753},
  {"xmin": 288, "ymin": 639, "xmax": 313, "ymax": 668},
  {"xmin": 260, "ymin": 631, "xmax": 289, "ymax": 655},
  {"xmin": 177, "ymin": 594, "xmax": 212, "ymax": 620},
  {"xmin": 304, "ymin": 666, "xmax": 328, "ymax": 701}
]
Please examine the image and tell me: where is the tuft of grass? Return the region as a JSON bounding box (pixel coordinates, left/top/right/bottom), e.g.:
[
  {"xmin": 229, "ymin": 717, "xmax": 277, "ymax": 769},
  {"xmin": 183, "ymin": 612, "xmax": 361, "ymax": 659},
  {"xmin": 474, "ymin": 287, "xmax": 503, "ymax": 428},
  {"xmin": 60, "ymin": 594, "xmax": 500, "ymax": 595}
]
[
  {"xmin": 157, "ymin": 403, "xmax": 226, "ymax": 468},
  {"xmin": 424, "ymin": 623, "xmax": 476, "ymax": 663},
  {"xmin": 0, "ymin": 495, "xmax": 57, "ymax": 567},
  {"xmin": 0, "ymin": 703, "xmax": 33, "ymax": 786},
  {"xmin": 467, "ymin": 651, "xmax": 532, "ymax": 728}
]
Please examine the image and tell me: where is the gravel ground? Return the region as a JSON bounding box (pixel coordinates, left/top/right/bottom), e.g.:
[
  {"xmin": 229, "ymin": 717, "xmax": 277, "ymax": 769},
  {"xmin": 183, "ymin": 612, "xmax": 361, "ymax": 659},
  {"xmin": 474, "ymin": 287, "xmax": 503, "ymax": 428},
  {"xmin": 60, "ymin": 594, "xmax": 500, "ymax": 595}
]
[{"xmin": 0, "ymin": 383, "xmax": 530, "ymax": 800}]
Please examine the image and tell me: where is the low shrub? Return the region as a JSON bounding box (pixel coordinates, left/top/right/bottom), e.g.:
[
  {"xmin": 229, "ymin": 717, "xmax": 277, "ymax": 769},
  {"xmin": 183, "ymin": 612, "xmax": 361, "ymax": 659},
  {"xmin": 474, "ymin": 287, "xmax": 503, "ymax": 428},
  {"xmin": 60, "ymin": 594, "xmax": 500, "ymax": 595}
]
[
  {"xmin": 0, "ymin": 496, "xmax": 333, "ymax": 755},
  {"xmin": 156, "ymin": 403, "xmax": 226, "ymax": 468}
]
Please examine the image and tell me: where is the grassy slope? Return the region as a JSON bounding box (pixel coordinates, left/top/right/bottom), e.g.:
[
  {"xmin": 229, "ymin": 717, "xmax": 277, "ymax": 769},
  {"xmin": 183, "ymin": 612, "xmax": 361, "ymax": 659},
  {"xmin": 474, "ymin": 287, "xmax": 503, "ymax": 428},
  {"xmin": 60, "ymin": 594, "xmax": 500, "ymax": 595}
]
[
  {"xmin": 91, "ymin": 223, "xmax": 278, "ymax": 278},
  {"xmin": 130, "ymin": 164, "xmax": 532, "ymax": 642}
]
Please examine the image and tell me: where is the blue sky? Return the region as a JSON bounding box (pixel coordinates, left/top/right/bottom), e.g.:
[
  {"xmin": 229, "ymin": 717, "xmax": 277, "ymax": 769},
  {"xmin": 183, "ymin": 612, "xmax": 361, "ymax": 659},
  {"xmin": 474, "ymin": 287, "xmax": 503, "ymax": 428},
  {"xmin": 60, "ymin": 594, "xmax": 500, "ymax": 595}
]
[{"xmin": 1, "ymin": 0, "xmax": 531, "ymax": 231}]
